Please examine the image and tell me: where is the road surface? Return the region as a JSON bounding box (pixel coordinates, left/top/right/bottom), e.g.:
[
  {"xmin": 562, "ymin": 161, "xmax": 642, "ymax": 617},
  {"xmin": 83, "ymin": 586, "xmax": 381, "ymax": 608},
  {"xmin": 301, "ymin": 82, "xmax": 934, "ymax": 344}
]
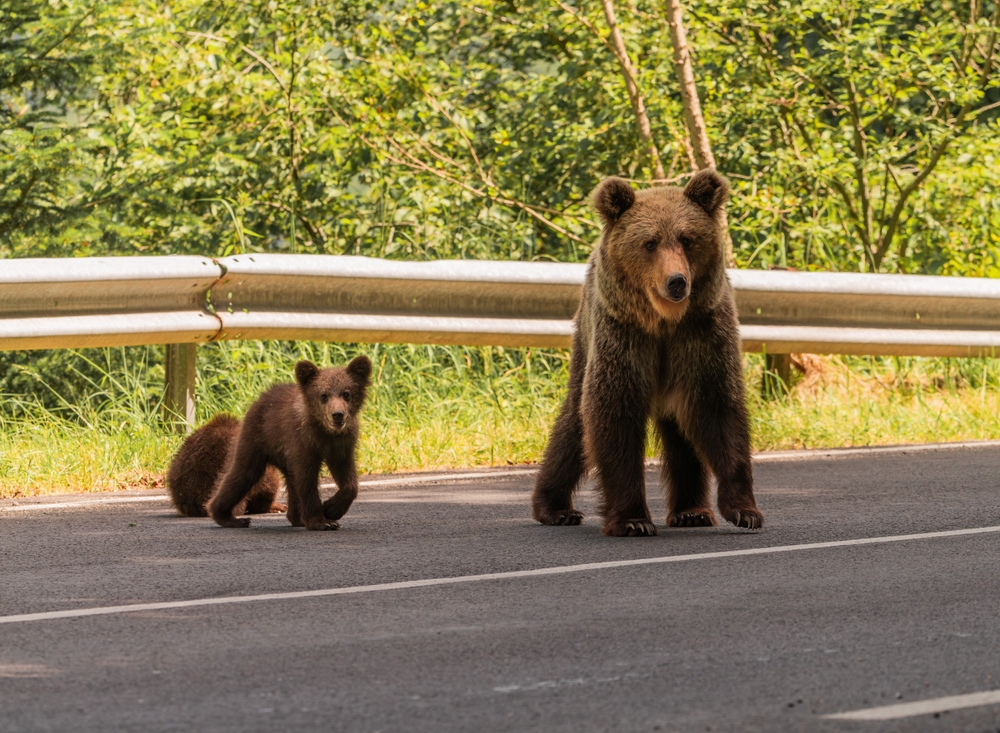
[{"xmin": 1, "ymin": 442, "xmax": 1000, "ymax": 732}]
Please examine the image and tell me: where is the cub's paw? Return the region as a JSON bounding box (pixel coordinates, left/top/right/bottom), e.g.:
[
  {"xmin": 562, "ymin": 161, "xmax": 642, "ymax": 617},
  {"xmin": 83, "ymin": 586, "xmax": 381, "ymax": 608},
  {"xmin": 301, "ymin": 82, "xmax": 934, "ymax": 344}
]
[
  {"xmin": 213, "ymin": 515, "xmax": 251, "ymax": 528},
  {"xmin": 667, "ymin": 510, "xmax": 717, "ymax": 528},
  {"xmin": 721, "ymin": 507, "xmax": 763, "ymax": 530},
  {"xmin": 268, "ymin": 502, "xmax": 288, "ymax": 514},
  {"xmin": 535, "ymin": 509, "xmax": 584, "ymax": 526},
  {"xmin": 602, "ymin": 519, "xmax": 658, "ymax": 537},
  {"xmin": 304, "ymin": 519, "xmax": 340, "ymax": 531}
]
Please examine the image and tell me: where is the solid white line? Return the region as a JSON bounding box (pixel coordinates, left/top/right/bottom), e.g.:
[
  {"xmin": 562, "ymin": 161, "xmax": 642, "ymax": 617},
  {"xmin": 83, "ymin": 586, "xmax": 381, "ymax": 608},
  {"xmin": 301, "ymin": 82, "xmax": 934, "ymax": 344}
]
[
  {"xmin": 5, "ymin": 439, "xmax": 998, "ymax": 513},
  {"xmin": 1, "ymin": 524, "xmax": 997, "ymax": 626},
  {"xmin": 1, "ymin": 495, "xmax": 167, "ymax": 512},
  {"xmin": 0, "ymin": 469, "xmax": 540, "ymax": 513},
  {"xmin": 752, "ymin": 439, "xmax": 1000, "ymax": 462},
  {"xmin": 352, "ymin": 468, "xmax": 538, "ymax": 487},
  {"xmin": 824, "ymin": 689, "xmax": 1000, "ymax": 720}
]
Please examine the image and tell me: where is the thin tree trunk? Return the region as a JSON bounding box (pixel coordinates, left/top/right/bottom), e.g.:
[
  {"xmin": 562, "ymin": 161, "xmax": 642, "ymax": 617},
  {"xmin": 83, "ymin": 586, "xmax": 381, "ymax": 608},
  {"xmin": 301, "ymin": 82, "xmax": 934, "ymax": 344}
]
[
  {"xmin": 600, "ymin": 0, "xmax": 666, "ymax": 180},
  {"xmin": 666, "ymin": 0, "xmax": 715, "ymax": 170},
  {"xmin": 666, "ymin": 0, "xmax": 733, "ymax": 264}
]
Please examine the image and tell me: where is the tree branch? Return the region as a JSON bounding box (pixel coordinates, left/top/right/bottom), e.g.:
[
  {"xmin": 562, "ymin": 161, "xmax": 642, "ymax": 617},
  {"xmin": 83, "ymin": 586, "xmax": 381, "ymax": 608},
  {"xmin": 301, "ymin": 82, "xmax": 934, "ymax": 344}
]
[
  {"xmin": 595, "ymin": 0, "xmax": 666, "ymax": 179},
  {"xmin": 666, "ymin": 0, "xmax": 715, "ymax": 171}
]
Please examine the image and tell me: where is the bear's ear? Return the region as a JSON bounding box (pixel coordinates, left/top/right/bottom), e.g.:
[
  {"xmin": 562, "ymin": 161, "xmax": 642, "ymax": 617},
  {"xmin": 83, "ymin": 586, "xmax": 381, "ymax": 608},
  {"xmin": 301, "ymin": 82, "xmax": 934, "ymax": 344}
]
[
  {"xmin": 294, "ymin": 360, "xmax": 319, "ymax": 387},
  {"xmin": 592, "ymin": 177, "xmax": 636, "ymax": 226},
  {"xmin": 683, "ymin": 169, "xmax": 730, "ymax": 216},
  {"xmin": 346, "ymin": 355, "xmax": 372, "ymax": 385}
]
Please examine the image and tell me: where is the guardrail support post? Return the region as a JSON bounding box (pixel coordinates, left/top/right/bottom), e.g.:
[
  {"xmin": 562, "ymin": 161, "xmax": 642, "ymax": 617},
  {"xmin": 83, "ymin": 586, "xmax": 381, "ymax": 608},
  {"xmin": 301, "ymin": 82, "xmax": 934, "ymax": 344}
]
[
  {"xmin": 164, "ymin": 343, "xmax": 197, "ymax": 433},
  {"xmin": 762, "ymin": 353, "xmax": 791, "ymax": 399}
]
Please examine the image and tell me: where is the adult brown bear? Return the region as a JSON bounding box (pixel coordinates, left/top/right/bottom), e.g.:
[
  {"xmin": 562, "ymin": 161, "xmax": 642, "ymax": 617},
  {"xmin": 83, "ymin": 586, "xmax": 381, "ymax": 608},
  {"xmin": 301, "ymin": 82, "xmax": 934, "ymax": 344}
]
[{"xmin": 532, "ymin": 171, "xmax": 763, "ymax": 536}]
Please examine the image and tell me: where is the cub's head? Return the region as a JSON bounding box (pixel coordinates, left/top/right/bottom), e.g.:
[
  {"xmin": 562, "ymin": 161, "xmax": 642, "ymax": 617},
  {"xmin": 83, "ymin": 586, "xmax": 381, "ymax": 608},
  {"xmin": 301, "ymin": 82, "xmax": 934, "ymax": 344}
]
[
  {"xmin": 593, "ymin": 169, "xmax": 730, "ymax": 325},
  {"xmin": 294, "ymin": 355, "xmax": 372, "ymax": 435}
]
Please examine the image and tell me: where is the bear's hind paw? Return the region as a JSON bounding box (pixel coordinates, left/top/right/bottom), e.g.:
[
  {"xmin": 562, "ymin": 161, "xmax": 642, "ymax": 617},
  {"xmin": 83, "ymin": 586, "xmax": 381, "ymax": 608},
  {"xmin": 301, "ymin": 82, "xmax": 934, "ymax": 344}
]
[
  {"xmin": 535, "ymin": 509, "xmax": 584, "ymax": 526},
  {"xmin": 304, "ymin": 519, "xmax": 340, "ymax": 531},
  {"xmin": 213, "ymin": 515, "xmax": 251, "ymax": 528},
  {"xmin": 268, "ymin": 502, "xmax": 288, "ymax": 513},
  {"xmin": 667, "ymin": 510, "xmax": 717, "ymax": 528},
  {"xmin": 603, "ymin": 519, "xmax": 658, "ymax": 537}
]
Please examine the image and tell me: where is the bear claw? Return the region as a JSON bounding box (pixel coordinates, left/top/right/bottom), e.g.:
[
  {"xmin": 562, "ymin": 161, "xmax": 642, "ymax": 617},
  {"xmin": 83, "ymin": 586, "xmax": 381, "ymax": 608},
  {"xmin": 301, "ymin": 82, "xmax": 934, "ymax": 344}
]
[
  {"xmin": 536, "ymin": 509, "xmax": 583, "ymax": 526},
  {"xmin": 214, "ymin": 515, "xmax": 251, "ymax": 528},
  {"xmin": 305, "ymin": 519, "xmax": 340, "ymax": 531},
  {"xmin": 667, "ymin": 510, "xmax": 717, "ymax": 528},
  {"xmin": 603, "ymin": 519, "xmax": 658, "ymax": 537},
  {"xmin": 723, "ymin": 508, "xmax": 763, "ymax": 530}
]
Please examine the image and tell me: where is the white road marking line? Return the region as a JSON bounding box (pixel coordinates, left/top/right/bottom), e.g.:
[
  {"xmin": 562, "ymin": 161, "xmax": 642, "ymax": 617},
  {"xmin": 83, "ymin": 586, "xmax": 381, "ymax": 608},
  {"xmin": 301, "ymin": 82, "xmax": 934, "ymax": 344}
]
[
  {"xmin": 824, "ymin": 689, "xmax": 1000, "ymax": 720},
  {"xmin": 752, "ymin": 439, "xmax": 1000, "ymax": 462},
  {"xmin": 0, "ymin": 469, "xmax": 540, "ymax": 513},
  {"xmin": 1, "ymin": 495, "xmax": 167, "ymax": 512},
  {"xmin": 351, "ymin": 468, "xmax": 538, "ymax": 487},
  {"xmin": 5, "ymin": 439, "xmax": 998, "ymax": 514},
  {"xmin": 1, "ymin": 524, "xmax": 997, "ymax": 626}
]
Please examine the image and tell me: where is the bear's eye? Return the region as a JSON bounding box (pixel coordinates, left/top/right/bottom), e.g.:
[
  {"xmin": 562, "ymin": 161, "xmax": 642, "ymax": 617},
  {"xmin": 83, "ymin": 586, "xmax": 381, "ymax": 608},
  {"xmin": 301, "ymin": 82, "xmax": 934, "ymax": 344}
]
[
  {"xmin": 320, "ymin": 393, "xmax": 329, "ymax": 404},
  {"xmin": 342, "ymin": 391, "xmax": 351, "ymax": 400},
  {"xmin": 679, "ymin": 235, "xmax": 694, "ymax": 250},
  {"xmin": 643, "ymin": 238, "xmax": 657, "ymax": 253}
]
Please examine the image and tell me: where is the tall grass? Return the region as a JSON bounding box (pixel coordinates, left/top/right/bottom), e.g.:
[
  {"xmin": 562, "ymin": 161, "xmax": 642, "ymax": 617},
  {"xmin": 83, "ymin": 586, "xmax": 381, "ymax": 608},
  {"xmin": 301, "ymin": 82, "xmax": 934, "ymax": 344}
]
[{"xmin": 2, "ymin": 344, "xmax": 1000, "ymax": 498}]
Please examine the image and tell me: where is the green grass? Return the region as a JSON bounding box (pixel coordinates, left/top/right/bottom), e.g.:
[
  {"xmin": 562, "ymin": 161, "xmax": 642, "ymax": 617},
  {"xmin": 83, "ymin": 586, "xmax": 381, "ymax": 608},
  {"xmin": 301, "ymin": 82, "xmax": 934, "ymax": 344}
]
[{"xmin": 2, "ymin": 344, "xmax": 1000, "ymax": 499}]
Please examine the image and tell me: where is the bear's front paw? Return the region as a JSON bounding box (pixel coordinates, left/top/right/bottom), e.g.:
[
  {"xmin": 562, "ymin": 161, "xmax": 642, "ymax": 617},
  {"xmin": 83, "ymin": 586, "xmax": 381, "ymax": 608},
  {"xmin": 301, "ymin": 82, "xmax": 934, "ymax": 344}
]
[
  {"xmin": 535, "ymin": 509, "xmax": 584, "ymax": 526},
  {"xmin": 667, "ymin": 510, "xmax": 717, "ymax": 528},
  {"xmin": 268, "ymin": 502, "xmax": 288, "ymax": 513},
  {"xmin": 721, "ymin": 507, "xmax": 763, "ymax": 530},
  {"xmin": 304, "ymin": 519, "xmax": 340, "ymax": 531},
  {"xmin": 602, "ymin": 519, "xmax": 658, "ymax": 537}
]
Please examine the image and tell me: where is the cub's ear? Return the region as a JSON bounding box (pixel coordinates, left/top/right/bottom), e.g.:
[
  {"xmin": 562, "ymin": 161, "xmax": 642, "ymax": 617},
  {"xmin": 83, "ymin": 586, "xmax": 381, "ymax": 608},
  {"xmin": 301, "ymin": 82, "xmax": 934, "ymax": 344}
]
[
  {"xmin": 346, "ymin": 355, "xmax": 372, "ymax": 385},
  {"xmin": 684, "ymin": 169, "xmax": 730, "ymax": 216},
  {"xmin": 592, "ymin": 177, "xmax": 636, "ymax": 226},
  {"xmin": 294, "ymin": 360, "xmax": 319, "ymax": 387}
]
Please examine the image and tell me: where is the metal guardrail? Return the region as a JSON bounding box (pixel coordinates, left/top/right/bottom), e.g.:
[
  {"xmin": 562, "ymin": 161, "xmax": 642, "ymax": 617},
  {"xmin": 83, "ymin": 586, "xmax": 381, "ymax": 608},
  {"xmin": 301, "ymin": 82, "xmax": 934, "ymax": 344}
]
[
  {"xmin": 213, "ymin": 255, "xmax": 581, "ymax": 348},
  {"xmin": 5, "ymin": 253, "xmax": 1000, "ymax": 355},
  {"xmin": 4, "ymin": 254, "xmax": 1000, "ymax": 424},
  {"xmin": 0, "ymin": 256, "xmax": 221, "ymax": 349}
]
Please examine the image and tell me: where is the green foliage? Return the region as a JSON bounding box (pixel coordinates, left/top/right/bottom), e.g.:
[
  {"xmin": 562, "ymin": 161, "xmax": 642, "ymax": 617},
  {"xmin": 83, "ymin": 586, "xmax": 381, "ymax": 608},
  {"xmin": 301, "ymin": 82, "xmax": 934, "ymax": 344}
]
[
  {"xmin": 3, "ymin": 0, "xmax": 997, "ymax": 272},
  {"xmin": 0, "ymin": 341, "xmax": 571, "ymax": 495},
  {"xmin": 3, "ymin": 1, "xmax": 1000, "ymax": 493},
  {"xmin": 695, "ymin": 0, "xmax": 1000, "ymax": 273},
  {"xmin": 6, "ymin": 343, "xmax": 1000, "ymax": 496},
  {"xmin": 0, "ymin": 0, "xmax": 101, "ymax": 241}
]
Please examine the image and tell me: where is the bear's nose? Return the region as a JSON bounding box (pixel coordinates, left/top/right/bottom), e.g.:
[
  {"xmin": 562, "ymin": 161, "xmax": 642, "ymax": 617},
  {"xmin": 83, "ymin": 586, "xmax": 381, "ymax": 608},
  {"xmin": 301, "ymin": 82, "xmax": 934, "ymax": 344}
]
[
  {"xmin": 665, "ymin": 273, "xmax": 688, "ymax": 302},
  {"xmin": 332, "ymin": 411, "xmax": 345, "ymax": 425}
]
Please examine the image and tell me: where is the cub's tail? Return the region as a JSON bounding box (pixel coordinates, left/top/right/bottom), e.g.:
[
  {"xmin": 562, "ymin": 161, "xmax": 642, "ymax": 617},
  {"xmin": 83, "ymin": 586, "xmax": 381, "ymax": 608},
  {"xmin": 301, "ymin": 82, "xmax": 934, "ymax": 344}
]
[{"xmin": 166, "ymin": 414, "xmax": 242, "ymax": 517}]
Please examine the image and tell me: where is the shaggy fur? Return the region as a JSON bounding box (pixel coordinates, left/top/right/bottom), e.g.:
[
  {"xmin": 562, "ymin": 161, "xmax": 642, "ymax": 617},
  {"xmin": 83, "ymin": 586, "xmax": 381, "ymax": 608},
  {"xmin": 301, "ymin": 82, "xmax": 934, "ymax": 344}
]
[
  {"xmin": 166, "ymin": 414, "xmax": 284, "ymax": 517},
  {"xmin": 207, "ymin": 355, "xmax": 372, "ymax": 530},
  {"xmin": 532, "ymin": 170, "xmax": 763, "ymax": 537}
]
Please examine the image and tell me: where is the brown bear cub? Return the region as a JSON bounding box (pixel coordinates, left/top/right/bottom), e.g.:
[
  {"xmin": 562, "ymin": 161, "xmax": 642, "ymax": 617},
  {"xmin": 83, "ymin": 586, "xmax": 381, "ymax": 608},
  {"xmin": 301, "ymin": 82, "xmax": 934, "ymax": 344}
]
[
  {"xmin": 166, "ymin": 414, "xmax": 284, "ymax": 517},
  {"xmin": 205, "ymin": 355, "xmax": 372, "ymax": 530},
  {"xmin": 532, "ymin": 170, "xmax": 763, "ymax": 537}
]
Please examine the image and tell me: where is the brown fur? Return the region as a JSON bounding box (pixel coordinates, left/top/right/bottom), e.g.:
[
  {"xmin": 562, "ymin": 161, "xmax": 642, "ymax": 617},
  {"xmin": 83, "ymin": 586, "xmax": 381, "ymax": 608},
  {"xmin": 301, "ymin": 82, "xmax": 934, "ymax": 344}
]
[
  {"xmin": 166, "ymin": 414, "xmax": 284, "ymax": 517},
  {"xmin": 532, "ymin": 170, "xmax": 763, "ymax": 537},
  {"xmin": 206, "ymin": 356, "xmax": 372, "ymax": 530}
]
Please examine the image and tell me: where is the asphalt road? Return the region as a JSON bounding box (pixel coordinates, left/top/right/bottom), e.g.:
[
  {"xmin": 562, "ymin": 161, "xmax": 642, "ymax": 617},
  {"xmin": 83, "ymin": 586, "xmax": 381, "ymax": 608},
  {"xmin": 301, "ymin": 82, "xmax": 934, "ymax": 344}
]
[{"xmin": 2, "ymin": 443, "xmax": 1000, "ymax": 733}]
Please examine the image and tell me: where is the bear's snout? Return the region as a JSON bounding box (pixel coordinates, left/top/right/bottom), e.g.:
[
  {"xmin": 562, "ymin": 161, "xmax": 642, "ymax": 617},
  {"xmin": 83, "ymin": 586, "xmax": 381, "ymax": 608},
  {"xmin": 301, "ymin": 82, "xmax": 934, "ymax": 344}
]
[
  {"xmin": 331, "ymin": 410, "xmax": 346, "ymax": 427},
  {"xmin": 665, "ymin": 273, "xmax": 689, "ymax": 302}
]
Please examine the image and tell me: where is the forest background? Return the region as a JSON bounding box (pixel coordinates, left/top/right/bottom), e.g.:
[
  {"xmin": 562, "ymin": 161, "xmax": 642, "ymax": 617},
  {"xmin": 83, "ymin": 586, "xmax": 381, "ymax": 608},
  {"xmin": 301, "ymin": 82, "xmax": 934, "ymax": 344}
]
[{"xmin": 2, "ymin": 0, "xmax": 1000, "ymax": 494}]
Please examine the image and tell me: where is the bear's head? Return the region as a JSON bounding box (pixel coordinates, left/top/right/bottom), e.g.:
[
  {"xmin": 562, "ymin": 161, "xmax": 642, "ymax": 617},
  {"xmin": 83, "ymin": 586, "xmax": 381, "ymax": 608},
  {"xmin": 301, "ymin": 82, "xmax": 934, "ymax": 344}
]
[
  {"xmin": 294, "ymin": 355, "xmax": 372, "ymax": 435},
  {"xmin": 592, "ymin": 169, "xmax": 730, "ymax": 329}
]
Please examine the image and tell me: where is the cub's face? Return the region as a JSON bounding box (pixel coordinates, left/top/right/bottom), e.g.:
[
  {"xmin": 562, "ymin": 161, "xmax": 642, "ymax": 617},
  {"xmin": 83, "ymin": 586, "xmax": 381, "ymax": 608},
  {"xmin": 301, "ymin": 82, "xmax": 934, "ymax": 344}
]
[
  {"xmin": 294, "ymin": 356, "xmax": 372, "ymax": 435},
  {"xmin": 594, "ymin": 170, "xmax": 729, "ymax": 324}
]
